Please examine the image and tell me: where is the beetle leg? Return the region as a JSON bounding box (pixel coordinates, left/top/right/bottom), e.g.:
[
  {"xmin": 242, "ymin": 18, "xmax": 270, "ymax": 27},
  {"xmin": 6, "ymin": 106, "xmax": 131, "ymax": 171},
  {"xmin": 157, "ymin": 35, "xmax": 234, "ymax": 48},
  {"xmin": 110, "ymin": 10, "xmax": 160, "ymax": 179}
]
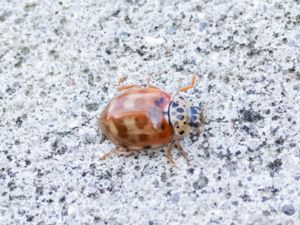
[
  {"xmin": 119, "ymin": 148, "xmax": 137, "ymax": 157},
  {"xmin": 193, "ymin": 109, "xmax": 206, "ymax": 137},
  {"xmin": 166, "ymin": 141, "xmax": 176, "ymax": 166},
  {"xmin": 175, "ymin": 138, "xmax": 189, "ymax": 162},
  {"xmin": 176, "ymin": 74, "xmax": 197, "ymax": 94},
  {"xmin": 117, "ymin": 75, "xmax": 141, "ymax": 91},
  {"xmin": 99, "ymin": 147, "xmax": 118, "ymax": 160},
  {"xmin": 198, "ymin": 110, "xmax": 206, "ymax": 132},
  {"xmin": 125, "ymin": 150, "xmax": 137, "ymax": 157}
]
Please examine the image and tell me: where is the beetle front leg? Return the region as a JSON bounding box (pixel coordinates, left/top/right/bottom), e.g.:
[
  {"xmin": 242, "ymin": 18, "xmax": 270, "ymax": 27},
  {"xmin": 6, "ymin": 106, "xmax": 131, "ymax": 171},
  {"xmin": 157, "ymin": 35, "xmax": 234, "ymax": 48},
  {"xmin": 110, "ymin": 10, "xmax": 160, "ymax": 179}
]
[
  {"xmin": 175, "ymin": 138, "xmax": 189, "ymax": 162},
  {"xmin": 176, "ymin": 74, "xmax": 197, "ymax": 94},
  {"xmin": 198, "ymin": 110, "xmax": 205, "ymax": 132}
]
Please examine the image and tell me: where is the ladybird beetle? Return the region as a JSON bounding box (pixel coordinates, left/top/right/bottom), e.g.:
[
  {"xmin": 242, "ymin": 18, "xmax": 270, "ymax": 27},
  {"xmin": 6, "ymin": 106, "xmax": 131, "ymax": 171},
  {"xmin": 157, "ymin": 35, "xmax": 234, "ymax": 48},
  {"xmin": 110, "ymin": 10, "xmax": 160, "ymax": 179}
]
[{"xmin": 99, "ymin": 75, "xmax": 205, "ymax": 165}]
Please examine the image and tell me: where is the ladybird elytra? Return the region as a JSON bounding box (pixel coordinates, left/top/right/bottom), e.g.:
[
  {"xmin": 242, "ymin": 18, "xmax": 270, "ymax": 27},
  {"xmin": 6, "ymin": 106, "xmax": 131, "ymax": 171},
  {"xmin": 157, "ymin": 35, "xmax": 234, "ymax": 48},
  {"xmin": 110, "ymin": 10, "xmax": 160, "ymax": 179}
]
[
  {"xmin": 100, "ymin": 87, "xmax": 173, "ymax": 150},
  {"xmin": 99, "ymin": 75, "xmax": 204, "ymax": 165}
]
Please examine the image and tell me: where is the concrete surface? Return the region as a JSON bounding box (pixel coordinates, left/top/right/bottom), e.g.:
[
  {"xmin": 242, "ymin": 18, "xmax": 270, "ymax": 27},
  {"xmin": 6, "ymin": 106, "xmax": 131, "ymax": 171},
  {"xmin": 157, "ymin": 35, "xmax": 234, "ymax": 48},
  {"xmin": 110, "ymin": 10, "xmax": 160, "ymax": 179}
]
[{"xmin": 1, "ymin": 0, "xmax": 300, "ymax": 224}]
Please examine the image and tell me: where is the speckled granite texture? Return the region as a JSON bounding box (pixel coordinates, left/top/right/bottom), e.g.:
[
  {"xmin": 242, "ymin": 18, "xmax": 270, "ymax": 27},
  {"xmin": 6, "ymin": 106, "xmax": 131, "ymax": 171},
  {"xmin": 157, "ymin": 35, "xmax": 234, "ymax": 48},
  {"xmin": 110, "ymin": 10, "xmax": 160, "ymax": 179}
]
[{"xmin": 1, "ymin": 0, "xmax": 300, "ymax": 224}]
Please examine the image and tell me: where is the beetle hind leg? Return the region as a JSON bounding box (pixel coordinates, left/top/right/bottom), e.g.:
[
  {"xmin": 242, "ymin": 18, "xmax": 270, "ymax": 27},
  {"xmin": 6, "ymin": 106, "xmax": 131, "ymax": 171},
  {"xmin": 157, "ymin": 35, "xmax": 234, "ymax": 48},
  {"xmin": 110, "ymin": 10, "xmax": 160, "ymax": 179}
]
[
  {"xmin": 122, "ymin": 148, "xmax": 138, "ymax": 157},
  {"xmin": 100, "ymin": 146, "xmax": 137, "ymax": 160},
  {"xmin": 117, "ymin": 75, "xmax": 141, "ymax": 91}
]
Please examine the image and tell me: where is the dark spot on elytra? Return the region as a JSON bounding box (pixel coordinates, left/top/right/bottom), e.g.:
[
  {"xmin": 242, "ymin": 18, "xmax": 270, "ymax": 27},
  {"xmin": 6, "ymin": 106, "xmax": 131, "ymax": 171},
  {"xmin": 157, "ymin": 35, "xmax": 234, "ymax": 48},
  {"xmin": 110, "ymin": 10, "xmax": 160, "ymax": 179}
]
[
  {"xmin": 176, "ymin": 107, "xmax": 184, "ymax": 113},
  {"xmin": 144, "ymin": 145, "xmax": 152, "ymax": 149},
  {"xmin": 139, "ymin": 134, "xmax": 149, "ymax": 142},
  {"xmin": 154, "ymin": 99, "xmax": 160, "ymax": 107},
  {"xmin": 160, "ymin": 123, "xmax": 165, "ymax": 130},
  {"xmin": 128, "ymin": 137, "xmax": 136, "ymax": 142},
  {"xmin": 114, "ymin": 120, "xmax": 128, "ymax": 138},
  {"xmin": 177, "ymin": 115, "xmax": 184, "ymax": 120},
  {"xmin": 172, "ymin": 101, "xmax": 179, "ymax": 107},
  {"xmin": 179, "ymin": 130, "xmax": 185, "ymax": 135},
  {"xmin": 159, "ymin": 131, "xmax": 168, "ymax": 138},
  {"xmin": 119, "ymin": 132, "xmax": 128, "ymax": 139},
  {"xmin": 159, "ymin": 97, "xmax": 164, "ymax": 104},
  {"xmin": 135, "ymin": 115, "xmax": 148, "ymax": 129},
  {"xmin": 121, "ymin": 144, "xmax": 128, "ymax": 149}
]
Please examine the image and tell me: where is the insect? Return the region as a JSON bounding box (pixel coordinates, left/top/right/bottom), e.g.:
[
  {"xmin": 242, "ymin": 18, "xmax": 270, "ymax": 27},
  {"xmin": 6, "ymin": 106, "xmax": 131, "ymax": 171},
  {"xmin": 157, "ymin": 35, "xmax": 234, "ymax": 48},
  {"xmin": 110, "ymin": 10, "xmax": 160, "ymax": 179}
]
[{"xmin": 99, "ymin": 75, "xmax": 205, "ymax": 165}]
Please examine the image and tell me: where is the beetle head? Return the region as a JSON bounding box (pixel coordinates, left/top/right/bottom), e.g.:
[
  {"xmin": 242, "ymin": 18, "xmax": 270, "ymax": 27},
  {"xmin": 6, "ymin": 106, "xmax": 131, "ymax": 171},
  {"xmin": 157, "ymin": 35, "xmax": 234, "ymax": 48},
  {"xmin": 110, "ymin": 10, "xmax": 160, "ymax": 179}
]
[{"xmin": 169, "ymin": 95, "xmax": 203, "ymax": 139}]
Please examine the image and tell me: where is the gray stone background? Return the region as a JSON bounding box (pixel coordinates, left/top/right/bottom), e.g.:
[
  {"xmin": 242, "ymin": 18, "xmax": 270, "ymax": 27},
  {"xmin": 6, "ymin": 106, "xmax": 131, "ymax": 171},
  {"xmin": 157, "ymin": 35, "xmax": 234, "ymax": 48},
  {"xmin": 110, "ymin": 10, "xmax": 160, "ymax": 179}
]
[{"xmin": 1, "ymin": 0, "xmax": 300, "ymax": 224}]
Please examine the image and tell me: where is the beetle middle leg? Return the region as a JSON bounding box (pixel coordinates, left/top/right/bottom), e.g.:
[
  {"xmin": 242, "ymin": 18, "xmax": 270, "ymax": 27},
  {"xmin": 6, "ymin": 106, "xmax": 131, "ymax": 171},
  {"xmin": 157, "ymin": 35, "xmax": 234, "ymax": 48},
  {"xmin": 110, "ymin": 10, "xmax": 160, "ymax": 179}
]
[
  {"xmin": 166, "ymin": 141, "xmax": 176, "ymax": 166},
  {"xmin": 117, "ymin": 75, "xmax": 141, "ymax": 91}
]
